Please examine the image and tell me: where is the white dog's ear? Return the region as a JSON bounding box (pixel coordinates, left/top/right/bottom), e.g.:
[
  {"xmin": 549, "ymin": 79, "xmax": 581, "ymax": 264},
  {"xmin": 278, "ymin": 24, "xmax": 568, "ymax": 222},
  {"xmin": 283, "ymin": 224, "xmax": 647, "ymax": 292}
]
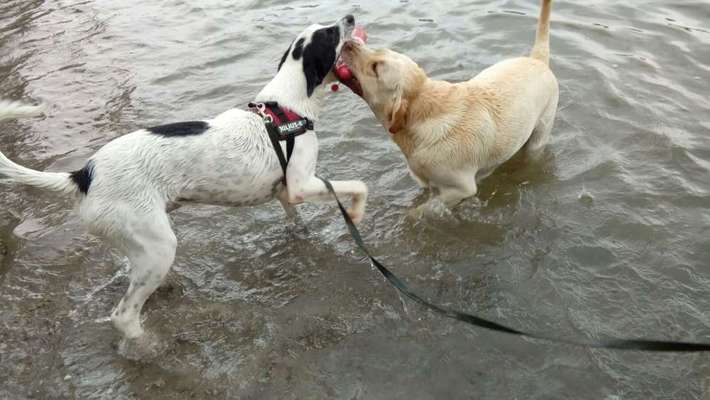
[
  {"xmin": 302, "ymin": 27, "xmax": 340, "ymax": 96},
  {"xmin": 387, "ymin": 89, "xmax": 408, "ymax": 134}
]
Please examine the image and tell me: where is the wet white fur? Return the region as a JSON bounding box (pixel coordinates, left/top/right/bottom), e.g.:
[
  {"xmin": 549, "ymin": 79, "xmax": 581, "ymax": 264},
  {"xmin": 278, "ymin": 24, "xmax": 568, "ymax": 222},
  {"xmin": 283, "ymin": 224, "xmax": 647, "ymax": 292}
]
[
  {"xmin": 0, "ymin": 100, "xmax": 44, "ymax": 120},
  {"xmin": 0, "ymin": 18, "xmax": 367, "ymax": 341}
]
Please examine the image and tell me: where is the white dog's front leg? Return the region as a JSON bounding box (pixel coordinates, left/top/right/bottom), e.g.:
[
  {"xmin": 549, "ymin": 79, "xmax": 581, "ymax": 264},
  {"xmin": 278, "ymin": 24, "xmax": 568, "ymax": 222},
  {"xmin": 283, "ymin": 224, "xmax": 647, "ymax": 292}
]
[
  {"xmin": 289, "ymin": 176, "xmax": 368, "ymax": 224},
  {"xmin": 283, "ymin": 132, "xmax": 368, "ymax": 223}
]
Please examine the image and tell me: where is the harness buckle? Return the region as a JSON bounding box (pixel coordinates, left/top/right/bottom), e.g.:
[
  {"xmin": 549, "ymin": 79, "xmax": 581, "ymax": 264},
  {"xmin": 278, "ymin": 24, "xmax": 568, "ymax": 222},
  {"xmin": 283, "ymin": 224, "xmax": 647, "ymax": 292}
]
[{"xmin": 250, "ymin": 102, "xmax": 274, "ymax": 124}]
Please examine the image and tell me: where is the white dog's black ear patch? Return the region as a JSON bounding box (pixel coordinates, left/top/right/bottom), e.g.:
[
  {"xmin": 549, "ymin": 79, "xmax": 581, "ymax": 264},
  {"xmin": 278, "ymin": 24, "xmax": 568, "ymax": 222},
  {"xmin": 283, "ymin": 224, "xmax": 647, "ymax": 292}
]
[
  {"xmin": 292, "ymin": 38, "xmax": 305, "ymax": 60},
  {"xmin": 302, "ymin": 26, "xmax": 340, "ymax": 96},
  {"xmin": 278, "ymin": 38, "xmax": 305, "ymax": 71},
  {"xmin": 147, "ymin": 121, "xmax": 210, "ymax": 137},
  {"xmin": 278, "ymin": 43, "xmax": 292, "ymax": 71}
]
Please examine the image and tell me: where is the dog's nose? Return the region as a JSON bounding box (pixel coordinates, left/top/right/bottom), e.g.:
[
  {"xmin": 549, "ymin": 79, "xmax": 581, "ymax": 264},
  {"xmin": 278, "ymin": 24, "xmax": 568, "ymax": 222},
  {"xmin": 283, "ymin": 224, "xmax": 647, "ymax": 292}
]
[{"xmin": 344, "ymin": 15, "xmax": 355, "ymax": 26}]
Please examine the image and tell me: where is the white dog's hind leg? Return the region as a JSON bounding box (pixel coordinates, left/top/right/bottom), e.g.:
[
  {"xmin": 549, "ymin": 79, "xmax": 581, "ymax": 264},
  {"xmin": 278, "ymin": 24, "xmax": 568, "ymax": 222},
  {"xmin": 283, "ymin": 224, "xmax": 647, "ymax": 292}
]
[
  {"xmin": 277, "ymin": 187, "xmax": 299, "ymax": 220},
  {"xmin": 110, "ymin": 210, "xmax": 177, "ymax": 339}
]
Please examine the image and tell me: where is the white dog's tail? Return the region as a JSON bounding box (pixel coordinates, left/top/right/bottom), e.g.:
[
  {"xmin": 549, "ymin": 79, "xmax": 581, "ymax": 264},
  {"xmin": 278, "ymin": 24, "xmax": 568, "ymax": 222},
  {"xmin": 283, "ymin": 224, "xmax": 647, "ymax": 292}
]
[
  {"xmin": 0, "ymin": 100, "xmax": 44, "ymax": 120},
  {"xmin": 0, "ymin": 101, "xmax": 79, "ymax": 194},
  {"xmin": 530, "ymin": 0, "xmax": 552, "ymax": 64}
]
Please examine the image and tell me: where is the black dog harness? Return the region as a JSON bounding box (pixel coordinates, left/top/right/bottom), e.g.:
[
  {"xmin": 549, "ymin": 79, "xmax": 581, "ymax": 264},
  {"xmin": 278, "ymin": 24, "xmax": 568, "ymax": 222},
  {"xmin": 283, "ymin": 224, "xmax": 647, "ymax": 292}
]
[{"xmin": 249, "ymin": 101, "xmax": 313, "ymax": 184}]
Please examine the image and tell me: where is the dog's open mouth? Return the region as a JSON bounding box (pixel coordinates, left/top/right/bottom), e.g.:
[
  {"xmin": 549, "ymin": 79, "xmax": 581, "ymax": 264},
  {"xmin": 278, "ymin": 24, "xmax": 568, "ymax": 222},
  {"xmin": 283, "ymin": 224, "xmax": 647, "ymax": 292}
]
[{"xmin": 335, "ymin": 25, "xmax": 367, "ymax": 97}]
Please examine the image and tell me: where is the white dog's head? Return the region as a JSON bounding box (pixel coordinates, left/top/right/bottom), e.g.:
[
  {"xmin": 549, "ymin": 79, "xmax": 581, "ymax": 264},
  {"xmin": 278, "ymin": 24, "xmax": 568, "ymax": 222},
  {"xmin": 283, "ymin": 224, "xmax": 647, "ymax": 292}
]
[
  {"xmin": 277, "ymin": 15, "xmax": 355, "ymax": 97},
  {"xmin": 256, "ymin": 15, "xmax": 357, "ymax": 118}
]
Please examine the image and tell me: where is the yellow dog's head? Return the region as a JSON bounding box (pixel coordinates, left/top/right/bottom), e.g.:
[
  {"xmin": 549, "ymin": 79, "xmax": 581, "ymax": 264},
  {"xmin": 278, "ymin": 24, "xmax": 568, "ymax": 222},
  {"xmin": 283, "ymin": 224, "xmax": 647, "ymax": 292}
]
[{"xmin": 340, "ymin": 41, "xmax": 427, "ymax": 134}]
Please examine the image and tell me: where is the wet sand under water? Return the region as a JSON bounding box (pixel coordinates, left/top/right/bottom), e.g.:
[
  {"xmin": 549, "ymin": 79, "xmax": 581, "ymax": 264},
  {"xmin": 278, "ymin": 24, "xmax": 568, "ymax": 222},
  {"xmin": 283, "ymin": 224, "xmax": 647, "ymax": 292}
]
[{"xmin": 1, "ymin": 0, "xmax": 710, "ymax": 399}]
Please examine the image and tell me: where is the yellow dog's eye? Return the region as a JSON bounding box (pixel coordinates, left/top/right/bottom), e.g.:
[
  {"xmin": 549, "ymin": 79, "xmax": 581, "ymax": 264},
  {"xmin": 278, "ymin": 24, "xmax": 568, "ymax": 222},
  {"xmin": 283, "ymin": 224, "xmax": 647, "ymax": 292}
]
[{"xmin": 371, "ymin": 62, "xmax": 379, "ymax": 77}]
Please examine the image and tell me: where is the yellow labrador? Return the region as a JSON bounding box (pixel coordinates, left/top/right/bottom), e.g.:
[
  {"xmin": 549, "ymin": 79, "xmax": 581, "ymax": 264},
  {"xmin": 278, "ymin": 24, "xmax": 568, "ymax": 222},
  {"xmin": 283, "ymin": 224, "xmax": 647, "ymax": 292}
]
[{"xmin": 340, "ymin": 0, "xmax": 557, "ymax": 210}]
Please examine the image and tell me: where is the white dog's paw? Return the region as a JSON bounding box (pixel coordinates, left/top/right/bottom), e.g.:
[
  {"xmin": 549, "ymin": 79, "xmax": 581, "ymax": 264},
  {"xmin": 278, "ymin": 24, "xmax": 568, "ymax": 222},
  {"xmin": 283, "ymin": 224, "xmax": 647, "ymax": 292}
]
[
  {"xmin": 117, "ymin": 330, "xmax": 166, "ymax": 361},
  {"xmin": 346, "ymin": 207, "xmax": 364, "ymax": 224},
  {"xmin": 347, "ymin": 193, "xmax": 367, "ymax": 224}
]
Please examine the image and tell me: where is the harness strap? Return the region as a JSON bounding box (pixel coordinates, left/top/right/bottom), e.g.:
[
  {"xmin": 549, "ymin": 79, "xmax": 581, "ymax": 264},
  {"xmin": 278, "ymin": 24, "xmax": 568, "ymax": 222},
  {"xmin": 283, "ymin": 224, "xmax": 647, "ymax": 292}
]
[
  {"xmin": 266, "ymin": 122, "xmax": 289, "ymax": 183},
  {"xmin": 251, "ymin": 101, "xmax": 313, "ymax": 185},
  {"xmin": 286, "ymin": 135, "xmax": 295, "ymax": 166}
]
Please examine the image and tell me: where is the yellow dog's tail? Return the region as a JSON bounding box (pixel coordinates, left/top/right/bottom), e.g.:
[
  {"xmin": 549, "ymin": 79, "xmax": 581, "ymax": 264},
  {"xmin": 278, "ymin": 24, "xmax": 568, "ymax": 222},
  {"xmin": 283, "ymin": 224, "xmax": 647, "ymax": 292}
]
[{"xmin": 530, "ymin": 0, "xmax": 552, "ymax": 64}]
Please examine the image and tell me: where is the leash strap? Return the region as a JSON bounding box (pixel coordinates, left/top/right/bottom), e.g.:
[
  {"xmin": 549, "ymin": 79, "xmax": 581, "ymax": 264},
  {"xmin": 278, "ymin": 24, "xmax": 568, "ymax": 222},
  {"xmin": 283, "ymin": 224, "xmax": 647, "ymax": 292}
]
[{"xmin": 318, "ymin": 177, "xmax": 710, "ymax": 352}]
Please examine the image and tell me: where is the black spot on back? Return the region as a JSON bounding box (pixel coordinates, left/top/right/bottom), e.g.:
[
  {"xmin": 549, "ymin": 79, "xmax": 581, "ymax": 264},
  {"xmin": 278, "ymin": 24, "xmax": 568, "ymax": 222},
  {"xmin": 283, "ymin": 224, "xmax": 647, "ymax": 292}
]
[
  {"xmin": 70, "ymin": 160, "xmax": 94, "ymax": 195},
  {"xmin": 292, "ymin": 38, "xmax": 305, "ymax": 60},
  {"xmin": 302, "ymin": 26, "xmax": 340, "ymax": 97},
  {"xmin": 147, "ymin": 121, "xmax": 209, "ymax": 137}
]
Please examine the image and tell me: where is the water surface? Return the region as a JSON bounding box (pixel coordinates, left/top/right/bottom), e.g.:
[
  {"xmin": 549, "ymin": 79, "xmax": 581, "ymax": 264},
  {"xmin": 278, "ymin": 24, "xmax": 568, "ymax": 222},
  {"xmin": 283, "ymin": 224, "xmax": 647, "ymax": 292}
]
[{"xmin": 1, "ymin": 0, "xmax": 709, "ymax": 399}]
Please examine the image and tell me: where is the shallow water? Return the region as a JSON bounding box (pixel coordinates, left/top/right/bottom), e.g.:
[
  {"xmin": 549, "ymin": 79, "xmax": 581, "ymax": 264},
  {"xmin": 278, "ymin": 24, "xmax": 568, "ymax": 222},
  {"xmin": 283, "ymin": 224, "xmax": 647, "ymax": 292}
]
[{"xmin": 1, "ymin": 0, "xmax": 709, "ymax": 399}]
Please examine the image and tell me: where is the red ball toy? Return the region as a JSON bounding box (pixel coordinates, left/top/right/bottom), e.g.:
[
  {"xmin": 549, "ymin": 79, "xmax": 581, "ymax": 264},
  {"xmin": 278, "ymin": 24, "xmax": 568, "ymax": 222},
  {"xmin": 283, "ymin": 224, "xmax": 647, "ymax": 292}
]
[{"xmin": 336, "ymin": 64, "xmax": 353, "ymax": 81}]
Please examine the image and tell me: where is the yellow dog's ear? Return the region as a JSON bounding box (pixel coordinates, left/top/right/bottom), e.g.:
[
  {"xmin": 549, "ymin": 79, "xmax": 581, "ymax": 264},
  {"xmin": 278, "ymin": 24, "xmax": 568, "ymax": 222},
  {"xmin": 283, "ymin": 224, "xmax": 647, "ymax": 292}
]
[{"xmin": 387, "ymin": 92, "xmax": 408, "ymax": 134}]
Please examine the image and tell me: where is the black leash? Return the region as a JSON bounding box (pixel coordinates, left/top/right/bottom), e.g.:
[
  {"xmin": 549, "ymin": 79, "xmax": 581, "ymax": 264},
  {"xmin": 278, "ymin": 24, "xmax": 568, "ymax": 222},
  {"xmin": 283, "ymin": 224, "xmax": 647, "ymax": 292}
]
[
  {"xmin": 318, "ymin": 177, "xmax": 710, "ymax": 352},
  {"xmin": 255, "ymin": 104, "xmax": 710, "ymax": 352}
]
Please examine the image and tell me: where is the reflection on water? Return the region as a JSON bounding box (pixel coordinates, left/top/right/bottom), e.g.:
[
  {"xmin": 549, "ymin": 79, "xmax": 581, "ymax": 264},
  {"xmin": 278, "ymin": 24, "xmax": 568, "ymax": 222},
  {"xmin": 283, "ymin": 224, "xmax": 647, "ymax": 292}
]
[{"xmin": 1, "ymin": 0, "xmax": 710, "ymax": 399}]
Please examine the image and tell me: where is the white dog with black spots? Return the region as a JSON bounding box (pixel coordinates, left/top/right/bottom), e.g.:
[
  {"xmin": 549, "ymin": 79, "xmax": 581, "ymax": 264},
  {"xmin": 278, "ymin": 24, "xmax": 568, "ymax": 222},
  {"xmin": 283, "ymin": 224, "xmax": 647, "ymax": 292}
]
[{"xmin": 0, "ymin": 15, "xmax": 367, "ymax": 346}]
